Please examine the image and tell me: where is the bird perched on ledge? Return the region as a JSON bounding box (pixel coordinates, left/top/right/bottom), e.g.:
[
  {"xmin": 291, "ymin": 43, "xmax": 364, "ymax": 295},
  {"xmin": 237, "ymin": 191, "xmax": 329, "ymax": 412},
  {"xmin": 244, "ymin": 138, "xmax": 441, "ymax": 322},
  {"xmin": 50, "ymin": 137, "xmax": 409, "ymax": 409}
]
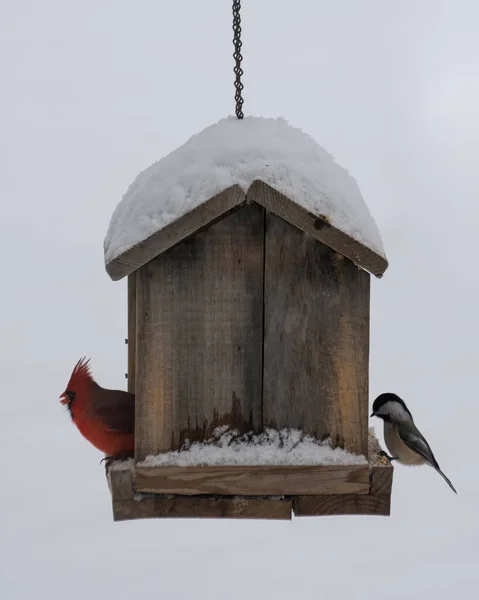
[
  {"xmin": 59, "ymin": 358, "xmax": 135, "ymax": 469},
  {"xmin": 371, "ymin": 392, "xmax": 457, "ymax": 494}
]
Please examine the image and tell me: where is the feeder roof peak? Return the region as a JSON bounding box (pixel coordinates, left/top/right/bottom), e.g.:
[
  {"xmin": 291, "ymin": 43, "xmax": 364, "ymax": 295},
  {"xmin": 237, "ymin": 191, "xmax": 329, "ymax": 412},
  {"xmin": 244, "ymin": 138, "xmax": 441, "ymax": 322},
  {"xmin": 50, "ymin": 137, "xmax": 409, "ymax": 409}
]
[{"xmin": 104, "ymin": 116, "xmax": 387, "ymax": 280}]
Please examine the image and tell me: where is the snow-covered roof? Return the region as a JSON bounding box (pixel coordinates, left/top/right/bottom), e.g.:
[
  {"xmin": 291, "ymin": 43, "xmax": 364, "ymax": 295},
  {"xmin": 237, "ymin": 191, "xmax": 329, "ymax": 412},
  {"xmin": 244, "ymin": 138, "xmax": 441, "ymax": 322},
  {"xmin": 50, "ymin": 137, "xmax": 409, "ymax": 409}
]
[{"xmin": 104, "ymin": 116, "xmax": 388, "ymax": 280}]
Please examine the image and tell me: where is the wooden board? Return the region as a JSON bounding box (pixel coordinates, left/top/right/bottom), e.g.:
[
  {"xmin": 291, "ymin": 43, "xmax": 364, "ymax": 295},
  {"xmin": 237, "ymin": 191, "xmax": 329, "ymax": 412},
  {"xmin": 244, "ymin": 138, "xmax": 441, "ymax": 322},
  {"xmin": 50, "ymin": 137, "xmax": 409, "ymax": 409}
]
[
  {"xmin": 127, "ymin": 273, "xmax": 136, "ymax": 395},
  {"xmin": 108, "ymin": 466, "xmax": 135, "ymax": 501},
  {"xmin": 135, "ymin": 464, "xmax": 370, "ymax": 496},
  {"xmin": 293, "ymin": 462, "xmax": 393, "ymax": 516},
  {"xmin": 112, "ymin": 497, "xmax": 292, "ymax": 521},
  {"xmin": 293, "ymin": 494, "xmax": 390, "ymax": 516},
  {"xmin": 108, "ymin": 463, "xmax": 292, "ymax": 521},
  {"xmin": 106, "ymin": 185, "xmax": 246, "ymax": 281},
  {"xmin": 370, "ymin": 464, "xmax": 394, "ymax": 496},
  {"xmin": 135, "ymin": 203, "xmax": 264, "ymax": 460},
  {"xmin": 106, "ymin": 179, "xmax": 388, "ymax": 282},
  {"xmin": 262, "ymin": 212, "xmax": 371, "ymax": 456},
  {"xmin": 247, "ymin": 180, "xmax": 388, "ymax": 278}
]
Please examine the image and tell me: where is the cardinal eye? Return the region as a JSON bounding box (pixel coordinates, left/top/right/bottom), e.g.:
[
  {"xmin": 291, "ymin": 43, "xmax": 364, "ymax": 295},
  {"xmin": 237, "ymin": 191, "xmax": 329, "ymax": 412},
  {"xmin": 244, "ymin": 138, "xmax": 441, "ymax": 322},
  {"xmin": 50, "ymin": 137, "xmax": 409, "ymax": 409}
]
[{"xmin": 66, "ymin": 390, "xmax": 76, "ymax": 402}]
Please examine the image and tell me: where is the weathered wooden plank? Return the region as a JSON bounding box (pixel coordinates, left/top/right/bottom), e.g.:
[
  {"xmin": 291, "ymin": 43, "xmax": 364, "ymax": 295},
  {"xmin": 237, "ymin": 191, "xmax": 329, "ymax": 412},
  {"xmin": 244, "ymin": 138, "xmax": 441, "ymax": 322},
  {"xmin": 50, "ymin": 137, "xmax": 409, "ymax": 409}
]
[
  {"xmin": 135, "ymin": 202, "xmax": 264, "ymax": 460},
  {"xmin": 127, "ymin": 273, "xmax": 136, "ymax": 395},
  {"xmin": 293, "ymin": 493, "xmax": 390, "ymax": 517},
  {"xmin": 106, "ymin": 185, "xmax": 246, "ymax": 281},
  {"xmin": 262, "ymin": 212, "xmax": 370, "ymax": 456},
  {"xmin": 370, "ymin": 464, "xmax": 394, "ymax": 496},
  {"xmin": 108, "ymin": 465, "xmax": 135, "ymax": 501},
  {"xmin": 293, "ymin": 450, "xmax": 393, "ymax": 516},
  {"xmin": 248, "ymin": 180, "xmax": 388, "ymax": 278},
  {"xmin": 135, "ymin": 464, "xmax": 370, "ymax": 496},
  {"xmin": 112, "ymin": 496, "xmax": 292, "ymax": 521}
]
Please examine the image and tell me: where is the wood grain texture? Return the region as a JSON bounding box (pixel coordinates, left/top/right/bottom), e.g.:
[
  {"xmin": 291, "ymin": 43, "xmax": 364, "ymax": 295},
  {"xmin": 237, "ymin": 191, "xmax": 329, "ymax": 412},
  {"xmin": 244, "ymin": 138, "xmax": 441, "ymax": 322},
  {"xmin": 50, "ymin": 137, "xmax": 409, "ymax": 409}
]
[
  {"xmin": 112, "ymin": 496, "xmax": 292, "ymax": 521},
  {"xmin": 135, "ymin": 203, "xmax": 264, "ymax": 461},
  {"xmin": 248, "ymin": 180, "xmax": 388, "ymax": 278},
  {"xmin": 370, "ymin": 464, "xmax": 394, "ymax": 496},
  {"xmin": 293, "ymin": 493, "xmax": 390, "ymax": 516},
  {"xmin": 127, "ymin": 273, "xmax": 136, "ymax": 395},
  {"xmin": 106, "ymin": 185, "xmax": 246, "ymax": 281},
  {"xmin": 262, "ymin": 212, "xmax": 371, "ymax": 456},
  {"xmin": 135, "ymin": 464, "xmax": 370, "ymax": 496},
  {"xmin": 106, "ymin": 460, "xmax": 391, "ymax": 521},
  {"xmin": 108, "ymin": 466, "xmax": 134, "ymax": 501}
]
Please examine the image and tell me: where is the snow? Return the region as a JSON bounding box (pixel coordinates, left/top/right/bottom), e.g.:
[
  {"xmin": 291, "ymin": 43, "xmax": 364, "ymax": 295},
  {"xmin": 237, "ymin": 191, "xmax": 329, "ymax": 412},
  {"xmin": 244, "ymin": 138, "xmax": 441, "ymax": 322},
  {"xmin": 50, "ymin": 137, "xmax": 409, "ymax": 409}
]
[
  {"xmin": 137, "ymin": 427, "xmax": 367, "ymax": 468},
  {"xmin": 110, "ymin": 430, "xmax": 383, "ymax": 472},
  {"xmin": 109, "ymin": 457, "xmax": 135, "ymax": 472},
  {"xmin": 104, "ymin": 116, "xmax": 386, "ymax": 265}
]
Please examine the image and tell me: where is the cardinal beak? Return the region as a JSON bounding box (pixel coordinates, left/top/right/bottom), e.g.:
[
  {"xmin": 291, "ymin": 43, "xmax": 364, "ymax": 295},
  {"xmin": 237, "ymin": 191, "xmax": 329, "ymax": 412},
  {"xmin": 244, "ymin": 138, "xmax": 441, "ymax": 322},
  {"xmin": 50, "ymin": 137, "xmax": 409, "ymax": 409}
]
[{"xmin": 59, "ymin": 394, "xmax": 68, "ymax": 405}]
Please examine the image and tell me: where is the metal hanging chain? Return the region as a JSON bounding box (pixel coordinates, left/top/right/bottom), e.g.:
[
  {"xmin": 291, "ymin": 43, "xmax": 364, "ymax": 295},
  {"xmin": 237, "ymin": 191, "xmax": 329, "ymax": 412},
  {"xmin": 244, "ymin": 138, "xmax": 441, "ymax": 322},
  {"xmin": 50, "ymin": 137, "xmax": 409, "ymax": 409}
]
[{"xmin": 232, "ymin": 1, "xmax": 244, "ymax": 119}]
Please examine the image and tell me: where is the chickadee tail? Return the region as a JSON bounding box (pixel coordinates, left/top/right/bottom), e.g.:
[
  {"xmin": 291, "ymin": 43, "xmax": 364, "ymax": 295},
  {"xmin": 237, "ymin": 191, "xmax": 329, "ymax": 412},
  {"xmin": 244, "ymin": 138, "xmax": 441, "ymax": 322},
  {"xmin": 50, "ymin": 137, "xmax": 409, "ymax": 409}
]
[{"xmin": 436, "ymin": 467, "xmax": 457, "ymax": 494}]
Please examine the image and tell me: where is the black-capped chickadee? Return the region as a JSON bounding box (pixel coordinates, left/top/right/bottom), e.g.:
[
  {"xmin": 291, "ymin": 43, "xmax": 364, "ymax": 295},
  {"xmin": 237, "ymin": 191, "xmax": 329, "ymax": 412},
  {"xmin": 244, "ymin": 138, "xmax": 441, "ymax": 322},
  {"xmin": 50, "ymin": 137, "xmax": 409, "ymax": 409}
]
[{"xmin": 371, "ymin": 392, "xmax": 457, "ymax": 494}]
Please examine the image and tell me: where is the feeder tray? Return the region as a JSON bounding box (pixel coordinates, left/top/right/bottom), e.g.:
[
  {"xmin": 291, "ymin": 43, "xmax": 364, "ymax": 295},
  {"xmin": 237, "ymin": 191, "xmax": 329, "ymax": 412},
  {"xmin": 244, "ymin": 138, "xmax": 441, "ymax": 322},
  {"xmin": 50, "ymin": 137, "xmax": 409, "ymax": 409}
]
[{"xmin": 107, "ymin": 433, "xmax": 392, "ymax": 521}]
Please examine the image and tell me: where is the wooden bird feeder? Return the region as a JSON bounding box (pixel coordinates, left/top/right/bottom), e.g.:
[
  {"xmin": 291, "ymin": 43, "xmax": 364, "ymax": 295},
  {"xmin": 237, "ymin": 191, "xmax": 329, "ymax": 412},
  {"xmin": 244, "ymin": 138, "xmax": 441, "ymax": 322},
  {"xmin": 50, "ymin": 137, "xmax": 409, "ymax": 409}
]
[{"xmin": 103, "ymin": 116, "xmax": 393, "ymax": 521}]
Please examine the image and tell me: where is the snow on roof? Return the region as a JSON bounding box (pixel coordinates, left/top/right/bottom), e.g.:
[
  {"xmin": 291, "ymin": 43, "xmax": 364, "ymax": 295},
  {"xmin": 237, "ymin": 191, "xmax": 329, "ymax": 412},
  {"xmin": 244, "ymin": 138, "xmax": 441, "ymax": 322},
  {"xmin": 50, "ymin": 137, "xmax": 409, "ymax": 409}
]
[
  {"xmin": 137, "ymin": 427, "xmax": 367, "ymax": 468},
  {"xmin": 104, "ymin": 116, "xmax": 386, "ymax": 266}
]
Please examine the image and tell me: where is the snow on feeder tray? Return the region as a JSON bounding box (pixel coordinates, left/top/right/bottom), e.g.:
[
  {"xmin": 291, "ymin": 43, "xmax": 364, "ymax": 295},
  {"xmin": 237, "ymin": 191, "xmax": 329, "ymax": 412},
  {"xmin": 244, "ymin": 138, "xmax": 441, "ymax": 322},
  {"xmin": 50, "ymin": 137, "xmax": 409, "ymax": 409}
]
[{"xmin": 103, "ymin": 116, "xmax": 393, "ymax": 521}]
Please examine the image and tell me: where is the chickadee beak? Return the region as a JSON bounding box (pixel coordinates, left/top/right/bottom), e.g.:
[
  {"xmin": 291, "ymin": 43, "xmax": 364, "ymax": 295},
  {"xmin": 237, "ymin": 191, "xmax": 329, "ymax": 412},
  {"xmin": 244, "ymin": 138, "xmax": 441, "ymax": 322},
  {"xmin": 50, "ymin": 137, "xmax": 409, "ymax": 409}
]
[{"xmin": 370, "ymin": 411, "xmax": 376, "ymax": 418}]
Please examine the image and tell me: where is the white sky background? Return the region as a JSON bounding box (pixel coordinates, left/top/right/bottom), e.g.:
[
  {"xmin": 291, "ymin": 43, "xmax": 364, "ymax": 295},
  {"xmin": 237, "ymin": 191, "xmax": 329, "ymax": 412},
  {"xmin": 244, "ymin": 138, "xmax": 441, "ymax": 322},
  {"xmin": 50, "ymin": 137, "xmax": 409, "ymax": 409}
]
[{"xmin": 1, "ymin": 0, "xmax": 478, "ymax": 598}]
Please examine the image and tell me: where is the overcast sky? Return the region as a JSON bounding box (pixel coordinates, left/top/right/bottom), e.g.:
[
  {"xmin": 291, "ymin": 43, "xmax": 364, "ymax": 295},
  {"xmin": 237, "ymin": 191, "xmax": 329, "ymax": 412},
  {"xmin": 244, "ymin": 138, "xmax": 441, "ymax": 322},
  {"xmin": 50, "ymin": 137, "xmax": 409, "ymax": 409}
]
[{"xmin": 1, "ymin": 1, "xmax": 478, "ymax": 598}]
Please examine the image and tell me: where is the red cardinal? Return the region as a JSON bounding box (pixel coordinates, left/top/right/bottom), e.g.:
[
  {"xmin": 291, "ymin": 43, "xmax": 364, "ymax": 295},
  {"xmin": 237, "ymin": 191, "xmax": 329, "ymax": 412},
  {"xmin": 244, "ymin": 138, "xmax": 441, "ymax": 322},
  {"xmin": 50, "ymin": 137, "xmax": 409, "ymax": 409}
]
[{"xmin": 59, "ymin": 358, "xmax": 135, "ymax": 465}]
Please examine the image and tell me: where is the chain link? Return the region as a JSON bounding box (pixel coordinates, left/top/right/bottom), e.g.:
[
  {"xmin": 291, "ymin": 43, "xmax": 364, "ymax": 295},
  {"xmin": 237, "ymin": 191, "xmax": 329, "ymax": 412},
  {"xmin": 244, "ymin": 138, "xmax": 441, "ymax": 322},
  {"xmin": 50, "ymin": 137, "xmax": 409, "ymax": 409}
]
[{"xmin": 232, "ymin": 1, "xmax": 244, "ymax": 119}]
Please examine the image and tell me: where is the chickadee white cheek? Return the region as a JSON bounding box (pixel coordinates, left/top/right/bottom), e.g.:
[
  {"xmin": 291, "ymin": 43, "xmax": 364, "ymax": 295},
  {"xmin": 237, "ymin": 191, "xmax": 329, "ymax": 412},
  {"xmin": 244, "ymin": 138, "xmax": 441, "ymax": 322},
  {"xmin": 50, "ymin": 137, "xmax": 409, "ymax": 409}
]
[{"xmin": 379, "ymin": 401, "xmax": 411, "ymax": 422}]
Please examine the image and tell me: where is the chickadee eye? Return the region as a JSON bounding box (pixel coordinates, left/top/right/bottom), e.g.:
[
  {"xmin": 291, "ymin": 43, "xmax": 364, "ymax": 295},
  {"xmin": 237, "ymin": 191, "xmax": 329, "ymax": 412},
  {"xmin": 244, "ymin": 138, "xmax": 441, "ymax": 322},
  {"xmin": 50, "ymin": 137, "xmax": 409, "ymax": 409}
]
[{"xmin": 66, "ymin": 390, "xmax": 76, "ymax": 402}]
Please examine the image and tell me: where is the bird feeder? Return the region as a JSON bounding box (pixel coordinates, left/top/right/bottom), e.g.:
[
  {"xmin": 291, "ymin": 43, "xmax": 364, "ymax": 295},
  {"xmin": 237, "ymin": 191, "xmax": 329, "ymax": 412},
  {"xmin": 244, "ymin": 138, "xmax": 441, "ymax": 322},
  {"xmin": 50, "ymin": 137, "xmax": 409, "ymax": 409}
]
[{"xmin": 103, "ymin": 116, "xmax": 393, "ymax": 521}]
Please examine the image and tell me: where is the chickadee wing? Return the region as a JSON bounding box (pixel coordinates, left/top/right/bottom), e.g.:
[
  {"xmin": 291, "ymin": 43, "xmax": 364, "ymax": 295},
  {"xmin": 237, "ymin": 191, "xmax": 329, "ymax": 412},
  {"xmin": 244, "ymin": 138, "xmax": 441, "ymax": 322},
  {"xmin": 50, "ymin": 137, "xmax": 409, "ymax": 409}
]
[
  {"xmin": 397, "ymin": 422, "xmax": 440, "ymax": 470},
  {"xmin": 398, "ymin": 422, "xmax": 457, "ymax": 493}
]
